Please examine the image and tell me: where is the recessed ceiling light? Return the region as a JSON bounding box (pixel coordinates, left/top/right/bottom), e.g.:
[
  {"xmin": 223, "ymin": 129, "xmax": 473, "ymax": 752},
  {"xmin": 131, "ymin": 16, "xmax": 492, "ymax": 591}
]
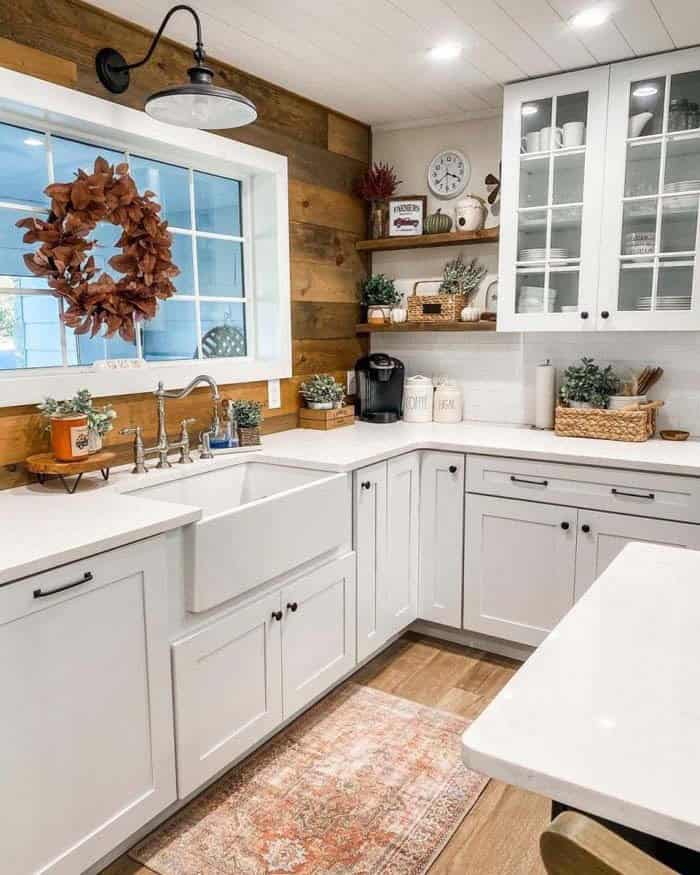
[
  {"xmin": 632, "ymin": 84, "xmax": 659, "ymax": 98},
  {"xmin": 521, "ymin": 105, "xmax": 538, "ymax": 117},
  {"xmin": 428, "ymin": 43, "xmax": 462, "ymax": 61},
  {"xmin": 23, "ymin": 137, "xmax": 43, "ymax": 147},
  {"xmin": 570, "ymin": 6, "xmax": 610, "ymax": 29}
]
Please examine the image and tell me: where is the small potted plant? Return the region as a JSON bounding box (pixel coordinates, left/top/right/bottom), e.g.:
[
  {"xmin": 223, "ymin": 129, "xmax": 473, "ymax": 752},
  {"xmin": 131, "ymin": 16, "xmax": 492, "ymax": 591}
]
[
  {"xmin": 300, "ymin": 374, "xmax": 345, "ymax": 410},
  {"xmin": 353, "ymin": 162, "xmax": 402, "ymax": 239},
  {"xmin": 559, "ymin": 357, "xmax": 619, "ymax": 409},
  {"xmin": 229, "ymin": 399, "xmax": 263, "ymax": 446},
  {"xmin": 360, "ymin": 274, "xmax": 401, "ymax": 324},
  {"xmin": 37, "ymin": 389, "xmax": 117, "ymax": 453}
]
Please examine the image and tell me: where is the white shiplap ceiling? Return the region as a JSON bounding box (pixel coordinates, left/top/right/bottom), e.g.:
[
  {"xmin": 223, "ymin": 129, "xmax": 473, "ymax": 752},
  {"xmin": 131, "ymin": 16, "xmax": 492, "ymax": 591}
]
[{"xmin": 88, "ymin": 0, "xmax": 699, "ymax": 129}]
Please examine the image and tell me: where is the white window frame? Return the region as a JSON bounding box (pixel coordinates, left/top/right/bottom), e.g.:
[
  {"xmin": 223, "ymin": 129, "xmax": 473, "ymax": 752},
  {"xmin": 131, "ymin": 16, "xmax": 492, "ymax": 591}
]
[{"xmin": 0, "ymin": 66, "xmax": 291, "ymax": 406}]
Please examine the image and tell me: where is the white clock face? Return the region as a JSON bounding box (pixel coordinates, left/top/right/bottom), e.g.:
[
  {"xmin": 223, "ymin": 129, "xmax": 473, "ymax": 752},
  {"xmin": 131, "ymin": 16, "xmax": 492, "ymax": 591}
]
[{"xmin": 428, "ymin": 150, "xmax": 470, "ymax": 199}]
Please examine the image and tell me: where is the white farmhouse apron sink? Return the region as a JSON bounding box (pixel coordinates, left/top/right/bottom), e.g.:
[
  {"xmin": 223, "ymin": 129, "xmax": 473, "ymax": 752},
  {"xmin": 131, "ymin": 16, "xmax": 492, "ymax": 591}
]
[{"xmin": 129, "ymin": 462, "xmax": 350, "ymax": 612}]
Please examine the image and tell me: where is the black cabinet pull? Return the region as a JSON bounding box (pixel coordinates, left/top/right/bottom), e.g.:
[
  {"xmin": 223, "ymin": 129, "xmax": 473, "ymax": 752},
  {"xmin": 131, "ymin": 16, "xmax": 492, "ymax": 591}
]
[
  {"xmin": 601, "ymin": 310, "xmax": 610, "ymax": 319},
  {"xmin": 271, "ymin": 610, "xmax": 283, "ymax": 622},
  {"xmin": 561, "ymin": 521, "xmax": 570, "ymax": 530},
  {"xmin": 581, "ymin": 524, "xmax": 591, "ymax": 533},
  {"xmin": 611, "ymin": 488, "xmax": 655, "ymax": 501},
  {"xmin": 449, "ymin": 465, "xmax": 458, "ymax": 474},
  {"xmin": 510, "ymin": 475, "xmax": 548, "ymax": 487},
  {"xmin": 361, "ymin": 481, "xmax": 372, "ymax": 490},
  {"xmin": 33, "ymin": 571, "xmax": 93, "ymax": 599},
  {"xmin": 580, "ymin": 311, "xmax": 589, "ymax": 320},
  {"xmin": 287, "ymin": 601, "xmax": 298, "ymax": 612}
]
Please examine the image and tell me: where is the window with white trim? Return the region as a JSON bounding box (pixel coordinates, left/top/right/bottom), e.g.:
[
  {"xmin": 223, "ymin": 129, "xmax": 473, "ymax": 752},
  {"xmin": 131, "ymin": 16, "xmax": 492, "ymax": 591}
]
[{"xmin": 0, "ymin": 121, "xmax": 251, "ymax": 370}]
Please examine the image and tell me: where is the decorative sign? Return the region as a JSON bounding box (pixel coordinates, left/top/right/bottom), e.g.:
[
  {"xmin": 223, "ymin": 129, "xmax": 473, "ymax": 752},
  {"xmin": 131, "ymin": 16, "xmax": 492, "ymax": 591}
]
[{"xmin": 388, "ymin": 195, "xmax": 427, "ymax": 237}]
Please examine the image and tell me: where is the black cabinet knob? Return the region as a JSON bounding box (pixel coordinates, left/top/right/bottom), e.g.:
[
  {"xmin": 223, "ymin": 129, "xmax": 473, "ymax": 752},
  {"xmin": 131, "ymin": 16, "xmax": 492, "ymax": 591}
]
[
  {"xmin": 580, "ymin": 311, "xmax": 589, "ymax": 320},
  {"xmin": 271, "ymin": 610, "xmax": 283, "ymax": 622},
  {"xmin": 449, "ymin": 465, "xmax": 458, "ymax": 474},
  {"xmin": 561, "ymin": 521, "xmax": 570, "ymax": 530},
  {"xmin": 287, "ymin": 601, "xmax": 298, "ymax": 612},
  {"xmin": 601, "ymin": 311, "xmax": 610, "ymax": 319},
  {"xmin": 361, "ymin": 481, "xmax": 372, "ymax": 490},
  {"xmin": 581, "ymin": 524, "xmax": 591, "ymax": 533}
]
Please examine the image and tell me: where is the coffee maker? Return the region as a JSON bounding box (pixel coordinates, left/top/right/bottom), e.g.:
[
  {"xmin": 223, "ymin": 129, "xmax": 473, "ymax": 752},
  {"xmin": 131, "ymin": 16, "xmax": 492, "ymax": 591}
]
[{"xmin": 355, "ymin": 354, "xmax": 405, "ymax": 423}]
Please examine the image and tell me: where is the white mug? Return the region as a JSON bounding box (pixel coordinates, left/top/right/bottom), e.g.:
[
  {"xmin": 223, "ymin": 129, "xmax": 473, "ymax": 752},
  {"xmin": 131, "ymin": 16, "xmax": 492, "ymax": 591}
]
[
  {"xmin": 521, "ymin": 131, "xmax": 540, "ymax": 153},
  {"xmin": 540, "ymin": 126, "xmax": 563, "ymax": 150},
  {"xmin": 562, "ymin": 121, "xmax": 585, "ymax": 147}
]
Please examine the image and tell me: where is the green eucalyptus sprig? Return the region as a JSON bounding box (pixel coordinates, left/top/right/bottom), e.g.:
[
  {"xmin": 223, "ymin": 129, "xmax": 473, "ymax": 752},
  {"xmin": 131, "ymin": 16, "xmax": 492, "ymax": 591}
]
[
  {"xmin": 439, "ymin": 254, "xmax": 487, "ymax": 296},
  {"xmin": 559, "ymin": 357, "xmax": 619, "ymax": 408},
  {"xmin": 229, "ymin": 399, "xmax": 263, "ymax": 428}
]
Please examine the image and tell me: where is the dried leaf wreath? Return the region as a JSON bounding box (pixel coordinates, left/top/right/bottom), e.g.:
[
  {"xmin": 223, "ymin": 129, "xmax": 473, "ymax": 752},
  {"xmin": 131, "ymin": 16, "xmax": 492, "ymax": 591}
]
[{"xmin": 16, "ymin": 157, "xmax": 179, "ymax": 341}]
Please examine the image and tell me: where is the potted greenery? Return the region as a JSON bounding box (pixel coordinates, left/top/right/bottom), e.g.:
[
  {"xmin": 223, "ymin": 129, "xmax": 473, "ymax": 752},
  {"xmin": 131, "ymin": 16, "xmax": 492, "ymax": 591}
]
[
  {"xmin": 300, "ymin": 374, "xmax": 345, "ymax": 410},
  {"xmin": 360, "ymin": 274, "xmax": 401, "ymax": 324},
  {"xmin": 229, "ymin": 399, "xmax": 263, "ymax": 446},
  {"xmin": 559, "ymin": 357, "xmax": 619, "ymax": 409},
  {"xmin": 37, "ymin": 389, "xmax": 116, "ymax": 453}
]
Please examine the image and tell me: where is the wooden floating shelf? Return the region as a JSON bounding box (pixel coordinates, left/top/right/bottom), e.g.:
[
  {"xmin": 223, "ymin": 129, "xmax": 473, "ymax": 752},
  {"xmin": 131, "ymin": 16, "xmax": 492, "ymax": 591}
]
[
  {"xmin": 355, "ymin": 227, "xmax": 499, "ymax": 252},
  {"xmin": 356, "ymin": 321, "xmax": 496, "ymax": 334}
]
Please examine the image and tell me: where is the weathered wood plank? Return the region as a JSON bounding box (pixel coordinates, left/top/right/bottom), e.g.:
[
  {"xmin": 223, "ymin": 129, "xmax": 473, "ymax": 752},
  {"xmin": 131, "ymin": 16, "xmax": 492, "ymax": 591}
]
[
  {"xmin": 292, "ymin": 302, "xmax": 361, "ymax": 340},
  {"xmin": 290, "ymin": 222, "xmax": 366, "ymax": 275},
  {"xmin": 328, "ymin": 112, "xmax": 371, "ymax": 163},
  {"xmin": 291, "ymin": 261, "xmax": 362, "ymax": 304},
  {"xmin": 289, "ymin": 179, "xmax": 366, "ymax": 235},
  {"xmin": 0, "ymin": 35, "xmax": 76, "ymax": 86},
  {"xmin": 293, "ymin": 338, "xmax": 366, "ymax": 374}
]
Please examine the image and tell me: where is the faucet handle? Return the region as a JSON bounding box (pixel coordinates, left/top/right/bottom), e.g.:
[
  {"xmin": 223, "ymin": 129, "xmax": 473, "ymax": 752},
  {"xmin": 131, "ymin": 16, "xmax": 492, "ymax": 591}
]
[
  {"xmin": 178, "ymin": 419, "xmax": 196, "ymax": 464},
  {"xmin": 120, "ymin": 425, "xmax": 142, "ymax": 437},
  {"xmin": 199, "ymin": 431, "xmax": 213, "ymax": 460},
  {"xmin": 120, "ymin": 425, "xmax": 147, "ymax": 474}
]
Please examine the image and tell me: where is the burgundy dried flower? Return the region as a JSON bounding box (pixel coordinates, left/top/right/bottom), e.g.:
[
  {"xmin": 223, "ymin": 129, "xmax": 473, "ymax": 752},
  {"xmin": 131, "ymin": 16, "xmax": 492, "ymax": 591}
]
[{"xmin": 353, "ymin": 162, "xmax": 402, "ymax": 201}]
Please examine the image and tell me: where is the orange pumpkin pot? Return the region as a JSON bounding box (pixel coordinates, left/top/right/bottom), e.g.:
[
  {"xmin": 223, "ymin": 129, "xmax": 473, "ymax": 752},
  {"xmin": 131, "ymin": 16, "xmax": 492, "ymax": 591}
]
[{"xmin": 50, "ymin": 414, "xmax": 90, "ymax": 462}]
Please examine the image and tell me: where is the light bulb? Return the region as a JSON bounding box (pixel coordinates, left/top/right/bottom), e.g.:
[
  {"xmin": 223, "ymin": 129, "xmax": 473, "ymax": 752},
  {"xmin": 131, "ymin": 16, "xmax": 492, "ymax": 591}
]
[{"xmin": 570, "ymin": 6, "xmax": 610, "ymax": 29}]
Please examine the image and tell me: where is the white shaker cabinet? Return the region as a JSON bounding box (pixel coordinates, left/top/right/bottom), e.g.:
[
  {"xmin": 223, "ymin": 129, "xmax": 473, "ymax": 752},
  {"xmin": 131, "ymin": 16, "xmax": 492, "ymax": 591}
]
[
  {"xmin": 355, "ymin": 454, "xmax": 419, "ymax": 660},
  {"xmin": 0, "ymin": 538, "xmax": 176, "ymax": 875},
  {"xmin": 171, "ymin": 591, "xmax": 283, "ymax": 799},
  {"xmin": 464, "ymin": 495, "xmax": 577, "ymax": 646},
  {"xmin": 419, "ymin": 452, "xmax": 465, "ymax": 627}
]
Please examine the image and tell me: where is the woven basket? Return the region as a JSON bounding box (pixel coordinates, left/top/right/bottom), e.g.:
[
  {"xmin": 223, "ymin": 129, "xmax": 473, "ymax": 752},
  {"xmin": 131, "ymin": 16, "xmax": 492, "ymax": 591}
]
[
  {"xmin": 407, "ymin": 281, "xmax": 468, "ymax": 323},
  {"xmin": 555, "ymin": 401, "xmax": 663, "ymax": 442},
  {"xmin": 238, "ymin": 425, "xmax": 261, "ymax": 446}
]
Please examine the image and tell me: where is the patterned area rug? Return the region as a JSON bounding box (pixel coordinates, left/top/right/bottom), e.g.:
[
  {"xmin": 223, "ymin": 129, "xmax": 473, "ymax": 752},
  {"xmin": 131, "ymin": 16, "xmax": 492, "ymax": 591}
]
[{"xmin": 131, "ymin": 682, "xmax": 487, "ymax": 874}]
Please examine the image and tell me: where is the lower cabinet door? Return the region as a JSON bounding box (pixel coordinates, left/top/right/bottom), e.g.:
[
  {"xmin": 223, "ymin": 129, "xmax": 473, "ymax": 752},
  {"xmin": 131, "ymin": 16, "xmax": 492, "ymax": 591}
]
[
  {"xmin": 575, "ymin": 510, "xmax": 700, "ymax": 600},
  {"xmin": 419, "ymin": 452, "xmax": 465, "ymax": 627},
  {"xmin": 281, "ymin": 553, "xmax": 356, "ymax": 718},
  {"xmin": 172, "ymin": 592, "xmax": 283, "ymax": 798},
  {"xmin": 385, "ymin": 453, "xmax": 420, "ymax": 636},
  {"xmin": 464, "ymin": 495, "xmax": 578, "ymax": 646},
  {"xmin": 0, "ymin": 538, "xmax": 175, "ymax": 875},
  {"xmin": 355, "ymin": 462, "xmax": 388, "ymax": 661}
]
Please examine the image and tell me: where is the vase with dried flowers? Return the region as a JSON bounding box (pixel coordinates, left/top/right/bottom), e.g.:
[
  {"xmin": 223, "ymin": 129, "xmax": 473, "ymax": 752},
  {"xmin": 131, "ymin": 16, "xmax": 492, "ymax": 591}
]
[{"xmin": 354, "ymin": 162, "xmax": 402, "ymax": 239}]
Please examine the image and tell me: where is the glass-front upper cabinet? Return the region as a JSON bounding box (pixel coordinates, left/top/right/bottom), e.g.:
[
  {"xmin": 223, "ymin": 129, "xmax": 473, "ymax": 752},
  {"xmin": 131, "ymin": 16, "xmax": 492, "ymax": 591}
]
[
  {"xmin": 499, "ymin": 67, "xmax": 609, "ymax": 331},
  {"xmin": 600, "ymin": 47, "xmax": 700, "ymax": 330}
]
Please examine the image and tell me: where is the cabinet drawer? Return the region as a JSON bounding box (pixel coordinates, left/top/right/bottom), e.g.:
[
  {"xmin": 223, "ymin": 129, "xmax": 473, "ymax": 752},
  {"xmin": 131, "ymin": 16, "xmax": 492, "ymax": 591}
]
[{"xmin": 467, "ymin": 454, "xmax": 700, "ymax": 524}]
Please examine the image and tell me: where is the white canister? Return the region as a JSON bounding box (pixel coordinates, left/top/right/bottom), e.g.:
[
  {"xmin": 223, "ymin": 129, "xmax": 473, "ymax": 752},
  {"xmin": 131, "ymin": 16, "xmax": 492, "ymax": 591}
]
[
  {"xmin": 403, "ymin": 375, "xmax": 434, "ymax": 422},
  {"xmin": 455, "ymin": 195, "xmax": 487, "ymax": 232},
  {"xmin": 433, "ymin": 380, "xmax": 463, "ymax": 424}
]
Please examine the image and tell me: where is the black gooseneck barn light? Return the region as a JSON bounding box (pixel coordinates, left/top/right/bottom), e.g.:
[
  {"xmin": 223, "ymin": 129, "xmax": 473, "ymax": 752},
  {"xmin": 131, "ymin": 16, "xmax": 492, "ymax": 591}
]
[{"xmin": 95, "ymin": 4, "xmax": 257, "ymax": 130}]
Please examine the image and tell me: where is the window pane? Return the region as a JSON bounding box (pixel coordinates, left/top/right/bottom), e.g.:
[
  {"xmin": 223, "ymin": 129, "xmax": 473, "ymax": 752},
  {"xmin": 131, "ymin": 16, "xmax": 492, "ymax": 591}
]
[
  {"xmin": 67, "ymin": 327, "xmax": 138, "ymax": 366},
  {"xmin": 549, "ymin": 269, "xmax": 579, "ymax": 311},
  {"xmin": 0, "ymin": 294, "xmax": 62, "ymax": 369},
  {"xmin": 518, "ymin": 210, "xmax": 547, "ymax": 260},
  {"xmin": 0, "ymin": 123, "xmax": 48, "ymax": 206},
  {"xmin": 669, "ymin": 71, "xmax": 700, "ymax": 132},
  {"xmin": 555, "ymin": 92, "xmax": 588, "ymax": 139},
  {"xmin": 200, "ymin": 301, "xmax": 246, "ymax": 358},
  {"xmin": 665, "ymin": 135, "xmax": 700, "ymax": 191},
  {"xmin": 129, "ymin": 156, "xmax": 191, "ymax": 228},
  {"xmin": 142, "ymin": 299, "xmax": 197, "ymax": 361},
  {"xmin": 519, "ymin": 156, "xmax": 548, "ymax": 208},
  {"xmin": 658, "ymin": 260, "xmax": 694, "ymax": 307},
  {"xmin": 618, "ymin": 262, "xmax": 654, "ymax": 310},
  {"xmin": 196, "ymin": 238, "xmax": 244, "ymax": 297},
  {"xmin": 170, "ymin": 232, "xmax": 195, "ymax": 295},
  {"xmin": 660, "ymin": 195, "xmax": 698, "ymax": 253},
  {"xmin": 521, "ymin": 98, "xmax": 552, "ymax": 149},
  {"xmin": 194, "ymin": 171, "xmax": 241, "ymax": 236},
  {"xmin": 551, "ymin": 205, "xmax": 582, "ymax": 258},
  {"xmin": 516, "ymin": 271, "xmax": 548, "ymax": 314},
  {"xmin": 553, "ymin": 152, "xmax": 584, "ymax": 204},
  {"xmin": 0, "ymin": 206, "xmax": 44, "ymax": 278},
  {"xmin": 52, "ymin": 136, "xmax": 123, "ymax": 183},
  {"xmin": 625, "ymin": 140, "xmax": 661, "ymax": 197},
  {"xmin": 628, "ymin": 77, "xmax": 665, "ymax": 137}
]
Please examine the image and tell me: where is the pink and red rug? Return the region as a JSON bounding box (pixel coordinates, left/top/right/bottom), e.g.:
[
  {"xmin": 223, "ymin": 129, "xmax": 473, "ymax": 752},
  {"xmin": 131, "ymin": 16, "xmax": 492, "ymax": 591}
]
[{"xmin": 131, "ymin": 682, "xmax": 487, "ymax": 874}]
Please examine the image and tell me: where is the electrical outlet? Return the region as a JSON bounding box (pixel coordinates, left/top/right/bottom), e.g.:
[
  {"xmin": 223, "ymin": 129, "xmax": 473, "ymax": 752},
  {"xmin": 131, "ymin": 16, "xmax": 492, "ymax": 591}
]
[
  {"xmin": 267, "ymin": 379, "xmax": 281, "ymax": 409},
  {"xmin": 346, "ymin": 370, "xmax": 357, "ymax": 396}
]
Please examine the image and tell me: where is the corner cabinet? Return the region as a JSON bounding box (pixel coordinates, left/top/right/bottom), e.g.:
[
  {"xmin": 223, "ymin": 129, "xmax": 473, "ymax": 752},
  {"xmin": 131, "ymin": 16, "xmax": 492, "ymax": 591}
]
[{"xmin": 499, "ymin": 46, "xmax": 700, "ymax": 332}]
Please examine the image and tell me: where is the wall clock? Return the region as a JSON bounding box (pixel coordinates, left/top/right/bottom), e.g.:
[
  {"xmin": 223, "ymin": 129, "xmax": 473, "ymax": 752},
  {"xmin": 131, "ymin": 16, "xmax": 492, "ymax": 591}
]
[{"xmin": 427, "ymin": 149, "xmax": 470, "ymax": 200}]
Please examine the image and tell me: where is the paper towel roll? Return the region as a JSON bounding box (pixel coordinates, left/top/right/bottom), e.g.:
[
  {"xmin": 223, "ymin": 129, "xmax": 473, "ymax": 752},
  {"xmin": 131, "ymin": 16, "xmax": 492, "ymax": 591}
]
[{"xmin": 535, "ymin": 360, "xmax": 555, "ymax": 430}]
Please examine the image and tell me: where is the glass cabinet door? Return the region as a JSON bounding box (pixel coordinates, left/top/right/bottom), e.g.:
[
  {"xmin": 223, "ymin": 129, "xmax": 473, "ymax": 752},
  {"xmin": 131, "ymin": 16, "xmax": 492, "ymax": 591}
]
[
  {"xmin": 499, "ymin": 68, "xmax": 609, "ymax": 331},
  {"xmin": 601, "ymin": 48, "xmax": 700, "ymax": 330}
]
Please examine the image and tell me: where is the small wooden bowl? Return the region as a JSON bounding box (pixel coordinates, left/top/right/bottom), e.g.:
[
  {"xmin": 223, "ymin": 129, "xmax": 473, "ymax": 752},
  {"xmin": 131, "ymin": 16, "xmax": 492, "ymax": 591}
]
[{"xmin": 660, "ymin": 429, "xmax": 690, "ymax": 441}]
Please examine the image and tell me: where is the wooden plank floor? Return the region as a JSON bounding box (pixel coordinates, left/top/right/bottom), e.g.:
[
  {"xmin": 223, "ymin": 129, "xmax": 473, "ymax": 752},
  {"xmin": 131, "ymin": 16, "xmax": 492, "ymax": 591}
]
[{"xmin": 102, "ymin": 633, "xmax": 549, "ymax": 875}]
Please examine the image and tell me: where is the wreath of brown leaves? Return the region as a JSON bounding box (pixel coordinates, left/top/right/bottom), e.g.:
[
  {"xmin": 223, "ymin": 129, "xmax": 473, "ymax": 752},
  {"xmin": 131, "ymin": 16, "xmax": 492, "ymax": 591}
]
[{"xmin": 17, "ymin": 157, "xmax": 179, "ymax": 342}]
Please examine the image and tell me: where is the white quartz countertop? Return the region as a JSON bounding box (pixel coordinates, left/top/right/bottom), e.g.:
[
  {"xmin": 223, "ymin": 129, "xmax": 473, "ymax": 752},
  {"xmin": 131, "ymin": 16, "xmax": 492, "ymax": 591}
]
[
  {"xmin": 3, "ymin": 418, "xmax": 700, "ymax": 586},
  {"xmin": 462, "ymin": 542, "xmax": 700, "ymax": 852}
]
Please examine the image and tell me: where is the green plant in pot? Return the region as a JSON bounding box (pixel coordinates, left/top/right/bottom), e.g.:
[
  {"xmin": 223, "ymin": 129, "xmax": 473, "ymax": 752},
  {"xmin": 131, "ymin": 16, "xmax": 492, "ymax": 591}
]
[
  {"xmin": 559, "ymin": 357, "xmax": 619, "ymax": 409},
  {"xmin": 300, "ymin": 374, "xmax": 345, "ymax": 410},
  {"xmin": 37, "ymin": 389, "xmax": 116, "ymax": 453},
  {"xmin": 360, "ymin": 273, "xmax": 401, "ymax": 324},
  {"xmin": 229, "ymin": 399, "xmax": 263, "ymax": 446}
]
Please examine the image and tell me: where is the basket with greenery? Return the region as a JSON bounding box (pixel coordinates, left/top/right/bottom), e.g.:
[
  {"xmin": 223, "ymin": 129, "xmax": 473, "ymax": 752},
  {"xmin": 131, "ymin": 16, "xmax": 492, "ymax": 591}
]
[
  {"xmin": 229, "ymin": 399, "xmax": 263, "ymax": 445},
  {"xmin": 300, "ymin": 374, "xmax": 345, "ymax": 410},
  {"xmin": 360, "ymin": 274, "xmax": 401, "ymax": 308},
  {"xmin": 37, "ymin": 389, "xmax": 116, "ymax": 452},
  {"xmin": 439, "ymin": 254, "xmax": 487, "ymax": 296},
  {"xmin": 559, "ymin": 357, "xmax": 619, "ymax": 409}
]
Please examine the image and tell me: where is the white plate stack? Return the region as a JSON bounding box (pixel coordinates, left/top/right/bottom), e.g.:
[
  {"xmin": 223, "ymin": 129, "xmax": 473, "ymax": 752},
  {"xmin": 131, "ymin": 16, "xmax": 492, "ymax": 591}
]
[
  {"xmin": 520, "ymin": 248, "xmax": 568, "ymax": 262},
  {"xmin": 635, "ymin": 295, "xmax": 691, "ymax": 310},
  {"xmin": 518, "ymin": 285, "xmax": 557, "ymax": 313}
]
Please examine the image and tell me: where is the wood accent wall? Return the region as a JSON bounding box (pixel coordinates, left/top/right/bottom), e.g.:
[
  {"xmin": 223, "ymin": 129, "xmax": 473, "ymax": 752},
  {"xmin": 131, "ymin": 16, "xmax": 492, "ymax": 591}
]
[{"xmin": 0, "ymin": 0, "xmax": 369, "ymax": 489}]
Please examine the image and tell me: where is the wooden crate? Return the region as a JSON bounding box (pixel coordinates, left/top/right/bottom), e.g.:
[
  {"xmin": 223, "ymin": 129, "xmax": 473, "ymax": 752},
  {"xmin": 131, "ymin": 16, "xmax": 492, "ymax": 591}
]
[{"xmin": 299, "ymin": 405, "xmax": 355, "ymax": 430}]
